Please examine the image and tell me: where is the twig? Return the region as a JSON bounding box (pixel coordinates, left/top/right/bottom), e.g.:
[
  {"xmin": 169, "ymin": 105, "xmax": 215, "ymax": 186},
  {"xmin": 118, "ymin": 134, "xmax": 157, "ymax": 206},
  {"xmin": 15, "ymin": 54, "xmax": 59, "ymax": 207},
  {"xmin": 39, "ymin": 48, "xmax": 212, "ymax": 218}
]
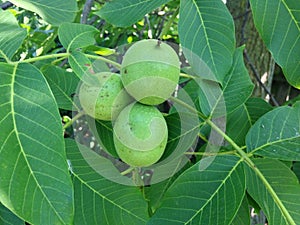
[
  {"xmin": 81, "ymin": 0, "xmax": 94, "ymax": 24},
  {"xmin": 159, "ymin": 6, "xmax": 179, "ymax": 40},
  {"xmin": 243, "ymin": 49, "xmax": 279, "ymax": 106},
  {"xmin": 240, "ymin": 1, "xmax": 250, "ymax": 46},
  {"xmin": 1, "ymin": 1, "xmax": 13, "ymax": 10}
]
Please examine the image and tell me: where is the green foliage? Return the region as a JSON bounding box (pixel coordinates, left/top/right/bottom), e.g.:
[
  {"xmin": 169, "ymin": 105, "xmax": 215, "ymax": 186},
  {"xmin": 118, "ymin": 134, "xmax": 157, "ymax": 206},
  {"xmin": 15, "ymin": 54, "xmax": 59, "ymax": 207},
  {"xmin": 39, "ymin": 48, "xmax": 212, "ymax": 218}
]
[
  {"xmin": 9, "ymin": 0, "xmax": 77, "ymax": 26},
  {"xmin": 0, "ymin": 10, "xmax": 26, "ymax": 59},
  {"xmin": 0, "ymin": 63, "xmax": 73, "ymax": 224},
  {"xmin": 0, "ymin": 0, "xmax": 299, "ymax": 225},
  {"xmin": 178, "ymin": 0, "xmax": 235, "ymax": 82},
  {"xmin": 95, "ymin": 0, "xmax": 170, "ymax": 27},
  {"xmin": 249, "ymin": 0, "xmax": 300, "ymax": 88},
  {"xmin": 65, "ymin": 139, "xmax": 149, "ymax": 224},
  {"xmin": 246, "ymin": 159, "xmax": 300, "ymax": 224}
]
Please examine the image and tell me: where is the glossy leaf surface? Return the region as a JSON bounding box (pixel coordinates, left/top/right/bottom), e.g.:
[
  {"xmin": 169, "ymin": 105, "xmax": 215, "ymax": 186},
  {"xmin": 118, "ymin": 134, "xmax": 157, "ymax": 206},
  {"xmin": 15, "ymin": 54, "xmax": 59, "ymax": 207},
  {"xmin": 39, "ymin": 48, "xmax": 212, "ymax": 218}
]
[
  {"xmin": 9, "ymin": 0, "xmax": 77, "ymax": 26},
  {"xmin": 0, "ymin": 10, "xmax": 26, "ymax": 59},
  {"xmin": 0, "ymin": 63, "xmax": 73, "ymax": 224},
  {"xmin": 246, "ymin": 158, "xmax": 300, "ymax": 225},
  {"xmin": 179, "ymin": 0, "xmax": 235, "ymax": 82},
  {"xmin": 148, "ymin": 156, "xmax": 245, "ymax": 225},
  {"xmin": 246, "ymin": 104, "xmax": 300, "ymax": 161},
  {"xmin": 65, "ymin": 139, "xmax": 149, "ymax": 225}
]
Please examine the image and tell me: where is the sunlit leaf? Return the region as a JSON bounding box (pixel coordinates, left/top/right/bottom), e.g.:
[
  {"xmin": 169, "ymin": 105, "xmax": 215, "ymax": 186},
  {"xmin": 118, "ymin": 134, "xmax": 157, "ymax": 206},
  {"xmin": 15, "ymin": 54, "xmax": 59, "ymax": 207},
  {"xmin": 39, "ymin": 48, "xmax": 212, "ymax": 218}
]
[
  {"xmin": 0, "ymin": 10, "xmax": 26, "ymax": 59},
  {"xmin": 58, "ymin": 23, "xmax": 99, "ymax": 52},
  {"xmin": 246, "ymin": 158, "xmax": 300, "ymax": 225},
  {"xmin": 246, "ymin": 103, "xmax": 300, "ymax": 161},
  {"xmin": 85, "ymin": 46, "xmax": 116, "ymax": 56},
  {"xmin": 95, "ymin": 0, "xmax": 170, "ymax": 27},
  {"xmin": 148, "ymin": 156, "xmax": 245, "ymax": 225},
  {"xmin": 0, "ymin": 63, "xmax": 73, "ymax": 224},
  {"xmin": 9, "ymin": 0, "xmax": 77, "ymax": 26},
  {"xmin": 249, "ymin": 0, "xmax": 300, "ymax": 88},
  {"xmin": 179, "ymin": 0, "xmax": 235, "ymax": 82},
  {"xmin": 68, "ymin": 51, "xmax": 93, "ymax": 80}
]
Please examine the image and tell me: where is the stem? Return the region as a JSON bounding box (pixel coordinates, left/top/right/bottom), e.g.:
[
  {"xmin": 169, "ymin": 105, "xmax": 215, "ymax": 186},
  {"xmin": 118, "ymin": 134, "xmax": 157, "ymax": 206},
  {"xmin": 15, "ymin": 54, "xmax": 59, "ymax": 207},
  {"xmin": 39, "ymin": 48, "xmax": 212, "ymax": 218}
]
[
  {"xmin": 85, "ymin": 54, "xmax": 122, "ymax": 69},
  {"xmin": 185, "ymin": 150, "xmax": 237, "ymax": 156},
  {"xmin": 51, "ymin": 56, "xmax": 68, "ymax": 65},
  {"xmin": 180, "ymin": 72, "xmax": 196, "ymax": 79},
  {"xmin": 172, "ymin": 96, "xmax": 296, "ymax": 224},
  {"xmin": 120, "ymin": 167, "xmax": 135, "ymax": 176},
  {"xmin": 0, "ymin": 50, "xmax": 13, "ymax": 64},
  {"xmin": 169, "ymin": 96, "xmax": 206, "ymax": 119},
  {"xmin": 20, "ymin": 53, "xmax": 70, "ymax": 64},
  {"xmin": 159, "ymin": 6, "xmax": 179, "ymax": 39},
  {"xmin": 63, "ymin": 111, "xmax": 85, "ymax": 130}
]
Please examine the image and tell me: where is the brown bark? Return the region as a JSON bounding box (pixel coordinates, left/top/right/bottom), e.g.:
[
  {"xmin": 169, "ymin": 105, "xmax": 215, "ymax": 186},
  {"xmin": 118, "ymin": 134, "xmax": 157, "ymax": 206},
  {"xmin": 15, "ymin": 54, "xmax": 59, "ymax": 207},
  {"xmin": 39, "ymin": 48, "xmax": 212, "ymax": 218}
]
[{"xmin": 227, "ymin": 0, "xmax": 277, "ymax": 104}]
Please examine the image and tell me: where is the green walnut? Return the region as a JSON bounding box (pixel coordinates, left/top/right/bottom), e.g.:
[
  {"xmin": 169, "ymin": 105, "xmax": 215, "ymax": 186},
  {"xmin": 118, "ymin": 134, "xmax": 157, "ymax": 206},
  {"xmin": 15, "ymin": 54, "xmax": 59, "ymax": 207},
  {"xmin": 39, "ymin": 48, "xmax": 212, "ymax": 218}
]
[
  {"xmin": 121, "ymin": 39, "xmax": 180, "ymax": 105},
  {"xmin": 79, "ymin": 72, "xmax": 133, "ymax": 121},
  {"xmin": 113, "ymin": 102, "xmax": 168, "ymax": 167}
]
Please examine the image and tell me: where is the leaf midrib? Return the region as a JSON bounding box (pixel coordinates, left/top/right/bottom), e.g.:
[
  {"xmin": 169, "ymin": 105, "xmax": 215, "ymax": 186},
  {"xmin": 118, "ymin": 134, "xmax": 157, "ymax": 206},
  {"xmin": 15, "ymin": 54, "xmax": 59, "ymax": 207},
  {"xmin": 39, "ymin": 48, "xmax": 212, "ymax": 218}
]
[
  {"xmin": 282, "ymin": 0, "xmax": 300, "ymax": 31},
  {"xmin": 73, "ymin": 172, "xmax": 147, "ymax": 223},
  {"xmin": 184, "ymin": 158, "xmax": 244, "ymax": 224},
  {"xmin": 191, "ymin": 0, "xmax": 216, "ymax": 74},
  {"xmin": 250, "ymin": 135, "xmax": 300, "ymax": 155},
  {"xmin": 9, "ymin": 63, "xmax": 66, "ymax": 224}
]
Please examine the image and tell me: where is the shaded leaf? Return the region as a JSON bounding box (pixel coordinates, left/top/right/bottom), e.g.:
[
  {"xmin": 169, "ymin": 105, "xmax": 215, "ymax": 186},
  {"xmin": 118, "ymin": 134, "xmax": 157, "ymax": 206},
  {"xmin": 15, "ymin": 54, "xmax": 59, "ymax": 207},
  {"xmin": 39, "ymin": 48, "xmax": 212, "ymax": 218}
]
[
  {"xmin": 222, "ymin": 47, "xmax": 254, "ymax": 114},
  {"xmin": 293, "ymin": 161, "xmax": 300, "ymax": 181},
  {"xmin": 42, "ymin": 65, "xmax": 80, "ymax": 111},
  {"xmin": 9, "ymin": 0, "xmax": 77, "ymax": 26},
  {"xmin": 226, "ymin": 104, "xmax": 252, "ymax": 146},
  {"xmin": 58, "ymin": 23, "xmax": 99, "ymax": 52},
  {"xmin": 249, "ymin": 0, "xmax": 300, "ymax": 88},
  {"xmin": 0, "ymin": 63, "xmax": 73, "ymax": 224},
  {"xmin": 95, "ymin": 0, "xmax": 170, "ymax": 27},
  {"xmin": 65, "ymin": 139, "xmax": 149, "ymax": 225},
  {"xmin": 179, "ymin": 0, "xmax": 235, "ymax": 82},
  {"xmin": 180, "ymin": 79, "xmax": 201, "ymax": 112},
  {"xmin": 226, "ymin": 98, "xmax": 273, "ymax": 146},
  {"xmin": 246, "ymin": 158, "xmax": 300, "ymax": 225},
  {"xmin": 231, "ymin": 196, "xmax": 250, "ymax": 225},
  {"xmin": 0, "ymin": 10, "xmax": 26, "ymax": 59},
  {"xmin": 0, "ymin": 202, "xmax": 25, "ymax": 225},
  {"xmin": 88, "ymin": 117, "xmax": 118, "ymax": 158},
  {"xmin": 148, "ymin": 155, "xmax": 245, "ymax": 225},
  {"xmin": 244, "ymin": 97, "xmax": 273, "ymax": 124},
  {"xmin": 197, "ymin": 47, "xmax": 253, "ymax": 117},
  {"xmin": 144, "ymin": 162, "xmax": 192, "ymax": 215},
  {"xmin": 246, "ymin": 104, "xmax": 300, "ymax": 161}
]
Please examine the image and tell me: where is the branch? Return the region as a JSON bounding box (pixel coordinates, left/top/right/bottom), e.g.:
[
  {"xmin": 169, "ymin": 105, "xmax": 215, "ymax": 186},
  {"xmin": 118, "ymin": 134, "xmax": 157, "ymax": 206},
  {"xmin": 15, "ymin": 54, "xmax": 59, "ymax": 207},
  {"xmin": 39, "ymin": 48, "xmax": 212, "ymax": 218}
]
[
  {"xmin": 243, "ymin": 49, "xmax": 279, "ymax": 106},
  {"xmin": 81, "ymin": 0, "xmax": 94, "ymax": 24},
  {"xmin": 1, "ymin": 1, "xmax": 13, "ymax": 10}
]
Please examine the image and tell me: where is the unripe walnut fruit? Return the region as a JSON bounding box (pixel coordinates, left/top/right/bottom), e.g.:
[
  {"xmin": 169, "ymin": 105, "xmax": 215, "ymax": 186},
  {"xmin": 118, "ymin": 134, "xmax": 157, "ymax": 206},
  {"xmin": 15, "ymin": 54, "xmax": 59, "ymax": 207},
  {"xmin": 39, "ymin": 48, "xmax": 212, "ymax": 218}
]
[
  {"xmin": 113, "ymin": 102, "xmax": 168, "ymax": 167},
  {"xmin": 79, "ymin": 72, "xmax": 133, "ymax": 121},
  {"xmin": 121, "ymin": 39, "xmax": 180, "ymax": 105}
]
